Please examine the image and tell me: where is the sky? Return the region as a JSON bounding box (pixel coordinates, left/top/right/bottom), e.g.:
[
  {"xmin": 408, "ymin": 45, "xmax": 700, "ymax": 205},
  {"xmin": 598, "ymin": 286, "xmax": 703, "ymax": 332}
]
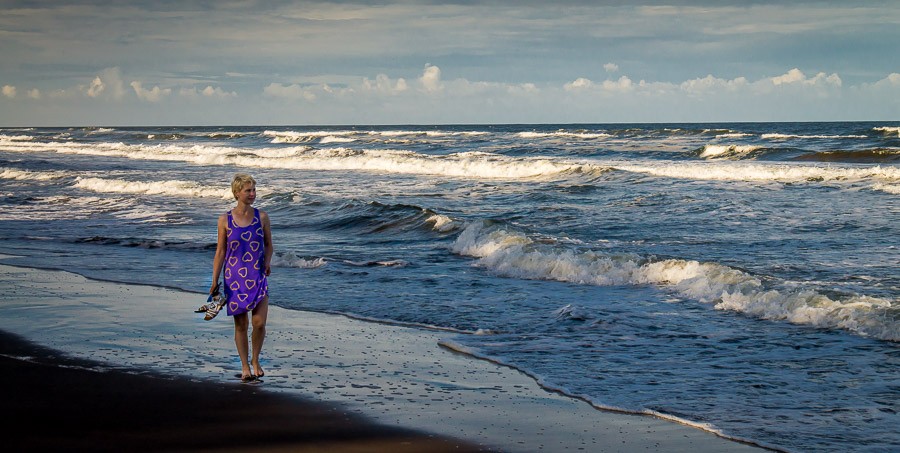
[{"xmin": 0, "ymin": 0, "xmax": 898, "ymax": 126}]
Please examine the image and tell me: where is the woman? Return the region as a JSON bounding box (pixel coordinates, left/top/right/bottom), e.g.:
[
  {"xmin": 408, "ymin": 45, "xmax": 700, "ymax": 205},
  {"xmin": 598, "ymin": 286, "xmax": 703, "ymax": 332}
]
[{"xmin": 211, "ymin": 173, "xmax": 273, "ymax": 383}]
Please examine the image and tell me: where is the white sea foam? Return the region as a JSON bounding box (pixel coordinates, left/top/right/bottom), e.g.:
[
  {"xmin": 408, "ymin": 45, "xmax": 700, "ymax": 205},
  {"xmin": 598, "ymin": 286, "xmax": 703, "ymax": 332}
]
[
  {"xmin": 714, "ymin": 133, "xmax": 753, "ymax": 139},
  {"xmin": 273, "ymin": 251, "xmax": 327, "ymax": 269},
  {"xmin": 425, "ymin": 131, "xmax": 489, "ymax": 137},
  {"xmin": 698, "ymin": 144, "xmax": 762, "ymax": 158},
  {"xmin": 452, "ymin": 221, "xmax": 899, "ymax": 341},
  {"xmin": 320, "ymin": 135, "xmax": 356, "ymax": 144},
  {"xmin": 612, "ymin": 161, "xmax": 900, "ymax": 183},
  {"xmin": 872, "ymin": 183, "xmax": 900, "ymax": 195},
  {"xmin": 426, "ymin": 214, "xmax": 464, "ymax": 233},
  {"xmin": 874, "ymin": 126, "xmax": 900, "ymax": 136},
  {"xmin": 86, "ymin": 127, "xmax": 116, "ymax": 134},
  {"xmin": 0, "ymin": 134, "xmax": 34, "ymax": 141},
  {"xmin": 3, "ymin": 136, "xmax": 895, "ymax": 187},
  {"xmin": 74, "ymin": 177, "xmax": 232, "ymax": 199},
  {"xmin": 517, "ymin": 131, "xmax": 612, "ymax": 139},
  {"xmin": 373, "ymin": 130, "xmax": 427, "ymax": 137},
  {"xmin": 0, "ymin": 167, "xmax": 70, "ymax": 181},
  {"xmin": 263, "ymin": 130, "xmax": 355, "ymax": 143},
  {"xmin": 0, "ymin": 138, "xmax": 590, "ymax": 179},
  {"xmin": 1, "ymin": 195, "xmax": 142, "ymax": 221},
  {"xmin": 762, "ymin": 133, "xmax": 867, "ymax": 139}
]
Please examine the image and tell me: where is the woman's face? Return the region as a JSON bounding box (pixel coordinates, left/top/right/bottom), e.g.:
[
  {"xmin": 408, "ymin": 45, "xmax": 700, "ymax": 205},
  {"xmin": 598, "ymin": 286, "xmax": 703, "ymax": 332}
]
[{"xmin": 235, "ymin": 182, "xmax": 256, "ymax": 204}]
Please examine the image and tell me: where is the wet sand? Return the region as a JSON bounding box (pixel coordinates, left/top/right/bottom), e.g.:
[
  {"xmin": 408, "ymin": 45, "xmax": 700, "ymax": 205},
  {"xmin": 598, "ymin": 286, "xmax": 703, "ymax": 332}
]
[
  {"xmin": 0, "ymin": 330, "xmax": 480, "ymax": 452},
  {"xmin": 0, "ymin": 261, "xmax": 766, "ymax": 452}
]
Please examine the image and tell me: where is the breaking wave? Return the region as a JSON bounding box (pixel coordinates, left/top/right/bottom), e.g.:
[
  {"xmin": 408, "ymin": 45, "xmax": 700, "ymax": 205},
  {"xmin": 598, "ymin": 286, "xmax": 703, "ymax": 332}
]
[
  {"xmin": 611, "ymin": 161, "xmax": 900, "ymax": 185},
  {"xmin": 451, "ymin": 221, "xmax": 899, "ymax": 341},
  {"xmin": 791, "ymin": 148, "xmax": 900, "ymax": 163},
  {"xmin": 697, "ymin": 144, "xmax": 764, "ymax": 159},
  {"xmin": 1, "ymin": 167, "xmax": 71, "ymax": 181},
  {"xmin": 0, "ymin": 138, "xmax": 593, "ymax": 179},
  {"xmin": 74, "ymin": 177, "xmax": 232, "ymax": 199}
]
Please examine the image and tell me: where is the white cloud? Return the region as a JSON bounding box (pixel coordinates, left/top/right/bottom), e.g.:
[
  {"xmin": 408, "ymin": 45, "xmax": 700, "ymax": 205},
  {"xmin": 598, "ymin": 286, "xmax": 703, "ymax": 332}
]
[
  {"xmin": 87, "ymin": 76, "xmax": 105, "ymax": 97},
  {"xmin": 202, "ymin": 86, "xmax": 236, "ymax": 98},
  {"xmin": 602, "ymin": 76, "xmax": 635, "ymax": 92},
  {"xmin": 564, "ymin": 77, "xmax": 593, "ymax": 91},
  {"xmin": 420, "ymin": 64, "xmax": 442, "ymax": 92},
  {"xmin": 680, "ymin": 75, "xmax": 748, "ymax": 94},
  {"xmin": 27, "ymin": 89, "xmax": 41, "ymax": 99},
  {"xmin": 871, "ymin": 73, "xmax": 900, "ymax": 89},
  {"xmin": 604, "ymin": 63, "xmax": 619, "ymax": 73},
  {"xmin": 179, "ymin": 86, "xmax": 236, "ymax": 99},
  {"xmin": 84, "ymin": 68, "xmax": 127, "ymax": 100},
  {"xmin": 767, "ymin": 68, "xmax": 841, "ymax": 87},
  {"xmin": 563, "ymin": 68, "xmax": 846, "ymax": 101},
  {"xmin": 2, "ymin": 85, "xmax": 15, "ymax": 98},
  {"xmin": 263, "ymin": 83, "xmax": 318, "ymax": 101},
  {"xmin": 362, "ymin": 74, "xmax": 408, "ymax": 95},
  {"xmin": 130, "ymin": 81, "xmax": 171, "ymax": 102}
]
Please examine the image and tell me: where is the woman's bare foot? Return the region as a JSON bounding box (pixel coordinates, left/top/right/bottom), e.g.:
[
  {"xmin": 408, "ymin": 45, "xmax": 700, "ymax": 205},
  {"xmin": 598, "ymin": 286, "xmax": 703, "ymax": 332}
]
[{"xmin": 252, "ymin": 361, "xmax": 265, "ymax": 378}]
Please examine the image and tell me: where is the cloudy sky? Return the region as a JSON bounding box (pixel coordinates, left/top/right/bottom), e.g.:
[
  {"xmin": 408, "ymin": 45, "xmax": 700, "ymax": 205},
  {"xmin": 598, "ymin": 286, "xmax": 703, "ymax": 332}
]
[{"xmin": 1, "ymin": 0, "xmax": 898, "ymax": 126}]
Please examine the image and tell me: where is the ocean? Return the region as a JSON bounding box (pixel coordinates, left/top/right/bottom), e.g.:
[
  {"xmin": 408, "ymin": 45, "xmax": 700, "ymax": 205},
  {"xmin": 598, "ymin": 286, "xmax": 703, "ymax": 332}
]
[{"xmin": 1, "ymin": 122, "xmax": 897, "ymax": 452}]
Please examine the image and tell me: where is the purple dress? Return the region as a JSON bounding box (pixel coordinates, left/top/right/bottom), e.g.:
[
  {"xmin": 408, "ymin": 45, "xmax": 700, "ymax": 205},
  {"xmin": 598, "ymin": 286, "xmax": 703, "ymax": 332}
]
[{"xmin": 223, "ymin": 208, "xmax": 268, "ymax": 316}]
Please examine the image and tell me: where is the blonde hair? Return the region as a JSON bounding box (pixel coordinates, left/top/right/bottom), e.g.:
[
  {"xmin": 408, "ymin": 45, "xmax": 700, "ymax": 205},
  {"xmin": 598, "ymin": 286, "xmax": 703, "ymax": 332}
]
[{"xmin": 231, "ymin": 173, "xmax": 257, "ymax": 199}]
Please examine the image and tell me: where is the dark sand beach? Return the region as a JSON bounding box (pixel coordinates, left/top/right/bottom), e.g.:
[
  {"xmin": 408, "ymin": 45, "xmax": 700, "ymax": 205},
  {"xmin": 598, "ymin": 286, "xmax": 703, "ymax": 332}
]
[
  {"xmin": 0, "ymin": 262, "xmax": 766, "ymax": 452},
  {"xmin": 0, "ymin": 329, "xmax": 481, "ymax": 452}
]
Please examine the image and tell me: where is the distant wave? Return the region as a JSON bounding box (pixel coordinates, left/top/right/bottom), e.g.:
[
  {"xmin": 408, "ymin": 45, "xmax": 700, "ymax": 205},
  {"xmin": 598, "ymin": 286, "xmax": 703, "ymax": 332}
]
[
  {"xmin": 762, "ymin": 133, "xmax": 868, "ymax": 140},
  {"xmin": 611, "ymin": 161, "xmax": 900, "ymax": 184},
  {"xmin": 74, "ymin": 235, "xmax": 213, "ymax": 251},
  {"xmin": 145, "ymin": 134, "xmax": 186, "ymax": 141},
  {"xmin": 316, "ymin": 200, "xmax": 464, "ymax": 236},
  {"xmin": 517, "ymin": 131, "xmax": 613, "ymax": 139},
  {"xmin": 872, "ymin": 183, "xmax": 900, "ymax": 195},
  {"xmin": 3, "ymin": 136, "xmax": 895, "ymax": 189},
  {"xmin": 452, "ymin": 221, "xmax": 899, "ymax": 342},
  {"xmin": 273, "ymin": 251, "xmax": 411, "ymax": 269},
  {"xmin": 74, "ymin": 176, "xmax": 232, "ymax": 199},
  {"xmin": 264, "ymin": 130, "xmax": 355, "ymax": 143},
  {"xmin": 263, "ymin": 129, "xmax": 488, "ymax": 144},
  {"xmin": 696, "ymin": 144, "xmax": 764, "ymax": 159},
  {"xmin": 873, "ymin": 126, "xmax": 900, "ymax": 136},
  {"xmin": 791, "ymin": 148, "xmax": 900, "ymax": 163},
  {"xmin": 0, "ymin": 167, "xmax": 71, "ymax": 181},
  {"xmin": 0, "ymin": 138, "xmax": 593, "ymax": 179},
  {"xmin": 272, "ymin": 251, "xmax": 328, "ymax": 269},
  {"xmin": 0, "ymin": 134, "xmax": 35, "ymax": 141},
  {"xmin": 714, "ymin": 133, "xmax": 753, "ymax": 139}
]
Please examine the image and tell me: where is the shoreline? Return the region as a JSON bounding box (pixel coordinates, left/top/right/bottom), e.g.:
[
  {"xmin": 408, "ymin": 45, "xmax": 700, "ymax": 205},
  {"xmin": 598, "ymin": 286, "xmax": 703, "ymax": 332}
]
[
  {"xmin": 0, "ymin": 329, "xmax": 480, "ymax": 452},
  {"xmin": 0, "ymin": 260, "xmax": 767, "ymax": 452}
]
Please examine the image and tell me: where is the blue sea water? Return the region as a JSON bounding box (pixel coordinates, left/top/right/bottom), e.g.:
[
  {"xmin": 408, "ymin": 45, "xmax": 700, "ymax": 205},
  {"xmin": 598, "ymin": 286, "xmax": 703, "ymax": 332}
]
[{"xmin": 0, "ymin": 122, "xmax": 898, "ymax": 452}]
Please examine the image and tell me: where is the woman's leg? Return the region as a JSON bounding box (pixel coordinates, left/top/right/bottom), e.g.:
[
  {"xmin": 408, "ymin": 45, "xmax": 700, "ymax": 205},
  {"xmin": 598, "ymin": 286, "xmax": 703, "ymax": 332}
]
[
  {"xmin": 250, "ymin": 296, "xmax": 269, "ymax": 377},
  {"xmin": 233, "ymin": 312, "xmax": 252, "ymax": 379}
]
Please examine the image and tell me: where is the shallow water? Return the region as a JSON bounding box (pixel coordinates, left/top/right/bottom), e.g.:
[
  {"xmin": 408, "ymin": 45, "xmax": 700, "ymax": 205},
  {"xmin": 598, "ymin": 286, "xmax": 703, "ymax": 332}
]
[{"xmin": 1, "ymin": 122, "xmax": 898, "ymax": 452}]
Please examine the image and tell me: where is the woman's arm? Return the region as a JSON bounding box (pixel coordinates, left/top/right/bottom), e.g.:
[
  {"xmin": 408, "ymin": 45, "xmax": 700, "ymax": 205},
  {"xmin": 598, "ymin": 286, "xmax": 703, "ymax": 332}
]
[
  {"xmin": 261, "ymin": 210, "xmax": 273, "ymax": 276},
  {"xmin": 211, "ymin": 213, "xmax": 227, "ymax": 293}
]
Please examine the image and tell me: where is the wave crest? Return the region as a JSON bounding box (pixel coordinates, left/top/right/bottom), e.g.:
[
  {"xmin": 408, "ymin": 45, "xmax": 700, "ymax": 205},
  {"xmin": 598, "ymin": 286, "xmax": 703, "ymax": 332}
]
[
  {"xmin": 74, "ymin": 177, "xmax": 231, "ymax": 199},
  {"xmin": 452, "ymin": 221, "xmax": 899, "ymax": 341}
]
